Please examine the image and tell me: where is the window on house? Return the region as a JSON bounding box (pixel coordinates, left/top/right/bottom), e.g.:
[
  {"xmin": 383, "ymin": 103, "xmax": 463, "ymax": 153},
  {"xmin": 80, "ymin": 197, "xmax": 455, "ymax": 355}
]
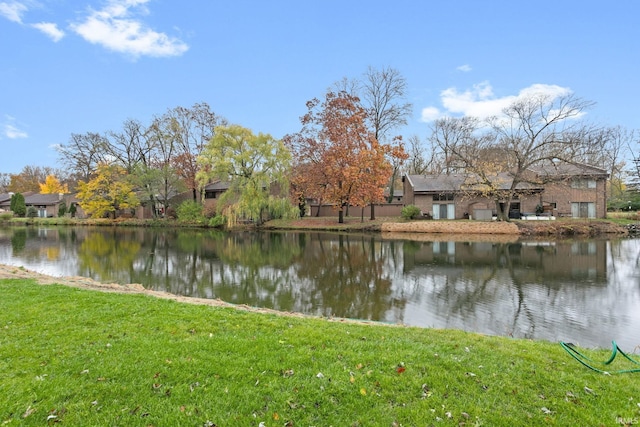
[
  {"xmin": 204, "ymin": 191, "xmax": 216, "ymax": 199},
  {"xmin": 433, "ymin": 193, "xmax": 454, "ymax": 201},
  {"xmin": 571, "ymin": 178, "xmax": 596, "ymax": 189}
]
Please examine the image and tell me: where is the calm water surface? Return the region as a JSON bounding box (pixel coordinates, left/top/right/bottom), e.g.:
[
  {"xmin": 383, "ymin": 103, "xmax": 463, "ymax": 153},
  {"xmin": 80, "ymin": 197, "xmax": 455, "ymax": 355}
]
[{"xmin": 1, "ymin": 226, "xmax": 639, "ymax": 349}]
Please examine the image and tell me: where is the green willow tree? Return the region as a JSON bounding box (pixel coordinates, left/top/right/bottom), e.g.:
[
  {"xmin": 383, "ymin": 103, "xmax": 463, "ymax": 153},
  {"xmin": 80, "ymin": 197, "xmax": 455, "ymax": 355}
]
[{"xmin": 197, "ymin": 125, "xmax": 296, "ymax": 226}]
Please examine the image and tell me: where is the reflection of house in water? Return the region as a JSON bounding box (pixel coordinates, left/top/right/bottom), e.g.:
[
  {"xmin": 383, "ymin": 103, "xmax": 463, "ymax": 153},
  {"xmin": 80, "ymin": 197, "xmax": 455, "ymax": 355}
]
[{"xmin": 403, "ymin": 240, "xmax": 607, "ymax": 285}]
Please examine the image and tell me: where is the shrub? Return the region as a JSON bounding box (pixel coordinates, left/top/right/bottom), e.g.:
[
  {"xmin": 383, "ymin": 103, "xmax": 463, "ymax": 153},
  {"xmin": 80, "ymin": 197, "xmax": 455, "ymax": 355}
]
[
  {"xmin": 0, "ymin": 212, "xmax": 13, "ymax": 221},
  {"xmin": 401, "ymin": 204, "xmax": 421, "ymax": 220},
  {"xmin": 176, "ymin": 200, "xmax": 206, "ymax": 224},
  {"xmin": 26, "ymin": 206, "xmax": 38, "ymax": 218},
  {"xmin": 58, "ymin": 202, "xmax": 67, "ymax": 217},
  {"xmin": 208, "ymin": 214, "xmax": 226, "ymax": 228},
  {"xmin": 68, "ymin": 203, "xmax": 77, "ymax": 217}
]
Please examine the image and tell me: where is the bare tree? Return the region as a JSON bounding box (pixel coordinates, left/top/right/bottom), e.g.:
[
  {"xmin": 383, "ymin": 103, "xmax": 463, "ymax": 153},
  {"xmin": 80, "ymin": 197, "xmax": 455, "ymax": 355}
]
[
  {"xmin": 361, "ymin": 66, "xmax": 413, "ymax": 142},
  {"xmin": 429, "ymin": 116, "xmax": 486, "ymax": 175},
  {"xmin": 56, "ymin": 132, "xmax": 110, "ymax": 185},
  {"xmin": 429, "ymin": 92, "xmax": 596, "ymax": 220},
  {"xmin": 164, "ymin": 102, "xmax": 226, "ymax": 201},
  {"xmin": 402, "ymin": 135, "xmax": 442, "ymax": 175},
  {"xmin": 106, "ymin": 119, "xmax": 148, "ymax": 173},
  {"xmin": 574, "ymin": 126, "xmax": 632, "ymax": 203},
  {"xmin": 0, "ymin": 173, "xmax": 10, "ymax": 193}
]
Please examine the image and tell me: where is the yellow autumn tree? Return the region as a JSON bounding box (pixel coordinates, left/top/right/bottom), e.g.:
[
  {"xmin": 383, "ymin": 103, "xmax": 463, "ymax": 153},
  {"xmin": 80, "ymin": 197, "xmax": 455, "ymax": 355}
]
[
  {"xmin": 39, "ymin": 175, "xmax": 69, "ymax": 194},
  {"xmin": 77, "ymin": 163, "xmax": 139, "ymax": 218}
]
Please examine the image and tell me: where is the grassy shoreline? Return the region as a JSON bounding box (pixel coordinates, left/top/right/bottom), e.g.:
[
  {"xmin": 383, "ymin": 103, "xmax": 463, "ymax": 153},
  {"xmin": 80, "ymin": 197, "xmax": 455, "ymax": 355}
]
[
  {"xmin": 0, "ymin": 215, "xmax": 634, "ymax": 236},
  {"xmin": 2, "ymin": 279, "xmax": 640, "ymax": 426}
]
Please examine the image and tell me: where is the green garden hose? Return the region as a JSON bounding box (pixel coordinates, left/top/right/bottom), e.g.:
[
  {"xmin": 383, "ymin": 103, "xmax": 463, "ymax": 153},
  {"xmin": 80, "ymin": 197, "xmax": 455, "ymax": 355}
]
[{"xmin": 561, "ymin": 341, "xmax": 640, "ymax": 374}]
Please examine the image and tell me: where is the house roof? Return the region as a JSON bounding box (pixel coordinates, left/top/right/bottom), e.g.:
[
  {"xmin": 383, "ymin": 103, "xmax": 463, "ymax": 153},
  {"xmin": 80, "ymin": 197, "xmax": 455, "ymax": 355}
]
[
  {"xmin": 529, "ymin": 161, "xmax": 608, "ymax": 178},
  {"xmin": 405, "ymin": 173, "xmax": 540, "ymax": 193},
  {"xmin": 24, "ymin": 193, "xmax": 64, "ymax": 206},
  {"xmin": 204, "ymin": 181, "xmax": 231, "ymax": 191}
]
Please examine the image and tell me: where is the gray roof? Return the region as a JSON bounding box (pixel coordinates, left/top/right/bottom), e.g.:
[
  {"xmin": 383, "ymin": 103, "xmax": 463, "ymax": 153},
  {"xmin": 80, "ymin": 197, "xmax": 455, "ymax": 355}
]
[
  {"xmin": 529, "ymin": 161, "xmax": 608, "ymax": 177},
  {"xmin": 406, "ymin": 173, "xmax": 540, "ymax": 193},
  {"xmin": 204, "ymin": 181, "xmax": 231, "ymax": 191},
  {"xmin": 24, "ymin": 193, "xmax": 64, "ymax": 205}
]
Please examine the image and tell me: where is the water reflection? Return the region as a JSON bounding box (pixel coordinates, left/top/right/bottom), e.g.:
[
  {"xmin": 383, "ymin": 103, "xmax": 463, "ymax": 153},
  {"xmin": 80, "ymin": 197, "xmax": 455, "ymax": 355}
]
[{"xmin": 0, "ymin": 226, "xmax": 639, "ymax": 349}]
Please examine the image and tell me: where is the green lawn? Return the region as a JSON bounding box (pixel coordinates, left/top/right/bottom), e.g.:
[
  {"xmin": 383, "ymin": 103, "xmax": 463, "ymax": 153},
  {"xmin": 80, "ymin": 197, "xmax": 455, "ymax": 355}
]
[{"xmin": 1, "ymin": 279, "xmax": 639, "ymax": 426}]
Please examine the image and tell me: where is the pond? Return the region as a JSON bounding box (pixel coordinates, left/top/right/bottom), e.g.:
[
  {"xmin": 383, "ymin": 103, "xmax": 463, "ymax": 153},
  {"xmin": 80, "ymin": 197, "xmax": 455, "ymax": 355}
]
[{"xmin": 1, "ymin": 226, "xmax": 639, "ymax": 349}]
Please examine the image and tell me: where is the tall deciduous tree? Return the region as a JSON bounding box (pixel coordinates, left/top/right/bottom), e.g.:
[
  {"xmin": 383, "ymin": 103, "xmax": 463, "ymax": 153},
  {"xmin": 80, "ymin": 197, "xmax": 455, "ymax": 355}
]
[
  {"xmin": 163, "ymin": 103, "xmax": 226, "ymax": 201},
  {"xmin": 106, "ymin": 119, "xmax": 147, "ymax": 173},
  {"xmin": 8, "ymin": 165, "xmax": 62, "ymax": 193},
  {"xmin": 56, "ymin": 132, "xmax": 109, "ymax": 185},
  {"xmin": 76, "ymin": 163, "xmax": 139, "ymax": 218},
  {"xmin": 361, "ymin": 66, "xmax": 413, "ymax": 142},
  {"xmin": 285, "ymin": 91, "xmax": 395, "ymax": 223},
  {"xmin": 197, "ymin": 125, "xmax": 295, "ymax": 225},
  {"xmin": 431, "ymin": 91, "xmax": 596, "ymax": 220},
  {"xmin": 39, "ymin": 175, "xmax": 69, "ymax": 194},
  {"xmin": 337, "ymin": 67, "xmax": 412, "ymax": 207}
]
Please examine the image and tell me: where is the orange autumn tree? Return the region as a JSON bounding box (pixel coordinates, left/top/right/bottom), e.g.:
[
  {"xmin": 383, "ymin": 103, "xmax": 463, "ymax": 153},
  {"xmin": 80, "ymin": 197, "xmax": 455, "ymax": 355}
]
[{"xmin": 285, "ymin": 90, "xmax": 395, "ymax": 223}]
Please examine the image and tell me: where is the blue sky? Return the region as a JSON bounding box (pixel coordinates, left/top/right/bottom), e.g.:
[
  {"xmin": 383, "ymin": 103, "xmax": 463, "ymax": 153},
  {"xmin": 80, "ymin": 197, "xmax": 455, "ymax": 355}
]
[{"xmin": 1, "ymin": 0, "xmax": 639, "ymax": 174}]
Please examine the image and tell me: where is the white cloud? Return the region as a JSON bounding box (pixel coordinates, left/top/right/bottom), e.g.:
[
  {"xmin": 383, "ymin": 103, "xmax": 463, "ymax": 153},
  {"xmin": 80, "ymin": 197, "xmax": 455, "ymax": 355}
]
[
  {"xmin": 70, "ymin": 0, "xmax": 189, "ymax": 58},
  {"xmin": 4, "ymin": 124, "xmax": 28, "ymax": 139},
  {"xmin": 456, "ymin": 64, "xmax": 472, "ymax": 72},
  {"xmin": 32, "ymin": 22, "xmax": 65, "ymax": 41},
  {"xmin": 0, "ymin": 0, "xmax": 27, "ymax": 23},
  {"xmin": 420, "ymin": 106, "xmax": 442, "ymax": 122},
  {"xmin": 2, "ymin": 116, "xmax": 28, "ymax": 139},
  {"xmin": 420, "ymin": 82, "xmax": 574, "ymax": 122}
]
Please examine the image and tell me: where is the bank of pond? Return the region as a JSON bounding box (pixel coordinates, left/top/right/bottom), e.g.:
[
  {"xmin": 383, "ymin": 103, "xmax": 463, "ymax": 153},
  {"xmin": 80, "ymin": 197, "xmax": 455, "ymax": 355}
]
[{"xmin": 1, "ymin": 225, "xmax": 639, "ymax": 350}]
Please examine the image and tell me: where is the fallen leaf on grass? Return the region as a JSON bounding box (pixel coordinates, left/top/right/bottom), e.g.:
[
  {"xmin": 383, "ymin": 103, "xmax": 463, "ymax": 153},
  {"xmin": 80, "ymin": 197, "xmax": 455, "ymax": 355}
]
[
  {"xmin": 22, "ymin": 406, "xmax": 35, "ymax": 418},
  {"xmin": 541, "ymin": 407, "xmax": 553, "ymax": 415},
  {"xmin": 360, "ymin": 388, "xmax": 367, "ymax": 396},
  {"xmin": 282, "ymin": 369, "xmax": 294, "ymax": 378}
]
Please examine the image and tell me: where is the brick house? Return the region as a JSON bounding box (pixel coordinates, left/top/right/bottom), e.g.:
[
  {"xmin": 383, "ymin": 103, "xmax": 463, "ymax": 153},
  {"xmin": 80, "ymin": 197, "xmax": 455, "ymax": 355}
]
[
  {"xmin": 203, "ymin": 181, "xmax": 231, "ymax": 213},
  {"xmin": 0, "ymin": 193, "xmax": 70, "ymax": 217},
  {"xmin": 403, "ymin": 162, "xmax": 609, "ymax": 220}
]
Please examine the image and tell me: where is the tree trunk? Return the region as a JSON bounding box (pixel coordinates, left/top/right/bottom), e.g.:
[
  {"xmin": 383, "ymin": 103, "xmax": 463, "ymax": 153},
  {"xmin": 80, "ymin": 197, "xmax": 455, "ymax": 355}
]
[
  {"xmin": 370, "ymin": 203, "xmax": 376, "ymax": 220},
  {"xmin": 338, "ymin": 208, "xmax": 344, "ymax": 223}
]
